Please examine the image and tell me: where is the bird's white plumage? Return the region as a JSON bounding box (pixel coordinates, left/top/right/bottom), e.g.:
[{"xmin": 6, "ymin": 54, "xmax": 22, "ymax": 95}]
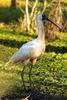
[
  {"xmin": 10, "ymin": 13, "xmax": 46, "ymax": 65},
  {"xmin": 10, "ymin": 38, "xmax": 45, "ymax": 63}
]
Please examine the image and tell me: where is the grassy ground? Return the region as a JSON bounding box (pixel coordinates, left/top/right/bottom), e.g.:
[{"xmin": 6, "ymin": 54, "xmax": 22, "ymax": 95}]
[
  {"xmin": 0, "ymin": 24, "xmax": 67, "ymax": 99},
  {"xmin": 0, "ymin": 0, "xmax": 67, "ymax": 99}
]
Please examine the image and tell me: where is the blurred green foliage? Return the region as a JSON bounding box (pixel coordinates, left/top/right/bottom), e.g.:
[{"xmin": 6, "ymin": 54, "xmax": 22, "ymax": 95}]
[{"xmin": 0, "ymin": 25, "xmax": 67, "ymax": 98}]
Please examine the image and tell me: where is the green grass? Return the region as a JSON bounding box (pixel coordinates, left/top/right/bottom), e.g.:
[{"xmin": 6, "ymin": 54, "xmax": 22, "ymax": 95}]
[
  {"xmin": 0, "ymin": 24, "xmax": 67, "ymax": 99},
  {"xmin": 0, "ymin": 0, "xmax": 67, "ymax": 99}
]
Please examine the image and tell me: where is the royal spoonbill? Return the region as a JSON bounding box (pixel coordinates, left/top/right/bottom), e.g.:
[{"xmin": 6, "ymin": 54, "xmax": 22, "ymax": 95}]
[{"xmin": 6, "ymin": 13, "xmax": 63, "ymax": 89}]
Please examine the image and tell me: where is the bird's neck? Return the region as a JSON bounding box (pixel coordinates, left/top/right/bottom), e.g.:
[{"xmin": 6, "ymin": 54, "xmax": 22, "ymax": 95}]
[{"xmin": 37, "ymin": 21, "xmax": 45, "ymax": 43}]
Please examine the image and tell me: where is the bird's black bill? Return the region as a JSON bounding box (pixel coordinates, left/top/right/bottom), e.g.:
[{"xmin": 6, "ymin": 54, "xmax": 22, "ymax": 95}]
[
  {"xmin": 42, "ymin": 14, "xmax": 63, "ymax": 32},
  {"xmin": 46, "ymin": 18, "xmax": 63, "ymax": 32}
]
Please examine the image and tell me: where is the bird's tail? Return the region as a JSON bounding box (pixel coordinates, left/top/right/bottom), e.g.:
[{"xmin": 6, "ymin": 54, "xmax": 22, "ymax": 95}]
[{"xmin": 5, "ymin": 51, "xmax": 20, "ymax": 67}]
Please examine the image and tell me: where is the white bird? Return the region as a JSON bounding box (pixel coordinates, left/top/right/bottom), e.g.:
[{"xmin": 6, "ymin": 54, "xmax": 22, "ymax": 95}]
[{"xmin": 6, "ymin": 13, "xmax": 62, "ymax": 89}]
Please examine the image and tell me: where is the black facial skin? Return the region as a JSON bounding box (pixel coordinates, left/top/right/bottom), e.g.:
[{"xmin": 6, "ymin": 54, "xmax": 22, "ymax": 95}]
[{"xmin": 42, "ymin": 13, "xmax": 64, "ymax": 32}]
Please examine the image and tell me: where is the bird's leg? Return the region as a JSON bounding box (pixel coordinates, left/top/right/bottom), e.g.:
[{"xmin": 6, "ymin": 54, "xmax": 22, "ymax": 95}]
[
  {"xmin": 21, "ymin": 65, "xmax": 26, "ymax": 90},
  {"xmin": 29, "ymin": 59, "xmax": 36, "ymax": 89},
  {"xmin": 29, "ymin": 63, "xmax": 33, "ymax": 88}
]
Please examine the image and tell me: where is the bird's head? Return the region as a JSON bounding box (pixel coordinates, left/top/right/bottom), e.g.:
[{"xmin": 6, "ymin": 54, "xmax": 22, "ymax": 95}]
[
  {"xmin": 36, "ymin": 13, "xmax": 42, "ymax": 22},
  {"xmin": 42, "ymin": 13, "xmax": 63, "ymax": 32},
  {"xmin": 36, "ymin": 13, "xmax": 63, "ymax": 32}
]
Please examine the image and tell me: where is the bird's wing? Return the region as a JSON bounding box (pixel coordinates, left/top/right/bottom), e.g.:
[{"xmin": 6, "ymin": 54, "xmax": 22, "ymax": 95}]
[{"xmin": 10, "ymin": 39, "xmax": 39, "ymax": 63}]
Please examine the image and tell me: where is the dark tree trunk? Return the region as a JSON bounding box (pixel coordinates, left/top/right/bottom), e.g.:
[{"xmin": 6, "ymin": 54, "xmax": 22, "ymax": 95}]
[{"xmin": 11, "ymin": 0, "xmax": 16, "ymax": 8}]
